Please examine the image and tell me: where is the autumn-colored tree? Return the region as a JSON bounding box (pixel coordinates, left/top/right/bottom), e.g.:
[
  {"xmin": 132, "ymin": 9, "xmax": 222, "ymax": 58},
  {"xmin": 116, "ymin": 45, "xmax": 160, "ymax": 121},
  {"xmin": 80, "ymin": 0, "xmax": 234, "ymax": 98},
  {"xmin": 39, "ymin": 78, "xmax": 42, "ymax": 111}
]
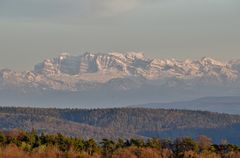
[
  {"xmin": 100, "ymin": 139, "xmax": 116, "ymax": 158},
  {"xmin": 197, "ymin": 135, "xmax": 212, "ymax": 152},
  {"xmin": 0, "ymin": 131, "xmax": 6, "ymax": 145},
  {"xmin": 174, "ymin": 137, "xmax": 199, "ymax": 157}
]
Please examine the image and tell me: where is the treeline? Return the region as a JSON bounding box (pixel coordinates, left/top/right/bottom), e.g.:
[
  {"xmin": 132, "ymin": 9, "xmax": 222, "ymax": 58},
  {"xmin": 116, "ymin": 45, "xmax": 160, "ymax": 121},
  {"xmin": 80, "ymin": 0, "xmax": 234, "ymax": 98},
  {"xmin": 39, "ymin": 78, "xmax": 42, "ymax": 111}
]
[{"xmin": 0, "ymin": 129, "xmax": 240, "ymax": 158}]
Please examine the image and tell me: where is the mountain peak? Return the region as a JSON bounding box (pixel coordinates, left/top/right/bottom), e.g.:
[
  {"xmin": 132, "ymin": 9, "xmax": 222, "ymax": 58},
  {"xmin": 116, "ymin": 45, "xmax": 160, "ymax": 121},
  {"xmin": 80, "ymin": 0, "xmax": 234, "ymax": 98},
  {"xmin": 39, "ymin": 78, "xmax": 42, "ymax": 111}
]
[
  {"xmin": 125, "ymin": 52, "xmax": 145, "ymax": 59},
  {"xmin": 59, "ymin": 52, "xmax": 71, "ymax": 60},
  {"xmin": 200, "ymin": 56, "xmax": 224, "ymax": 66}
]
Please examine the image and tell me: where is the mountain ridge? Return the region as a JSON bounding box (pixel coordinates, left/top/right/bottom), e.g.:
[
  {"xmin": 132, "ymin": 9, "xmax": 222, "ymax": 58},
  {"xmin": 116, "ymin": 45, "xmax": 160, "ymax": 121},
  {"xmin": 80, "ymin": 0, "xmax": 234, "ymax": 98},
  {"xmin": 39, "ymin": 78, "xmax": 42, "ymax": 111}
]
[{"xmin": 1, "ymin": 52, "xmax": 240, "ymax": 90}]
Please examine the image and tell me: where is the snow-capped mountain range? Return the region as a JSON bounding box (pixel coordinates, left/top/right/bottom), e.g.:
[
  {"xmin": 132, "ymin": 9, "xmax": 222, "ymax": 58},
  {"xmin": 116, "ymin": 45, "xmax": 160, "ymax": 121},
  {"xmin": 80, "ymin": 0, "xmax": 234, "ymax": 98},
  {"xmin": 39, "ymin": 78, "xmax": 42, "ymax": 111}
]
[
  {"xmin": 32, "ymin": 52, "xmax": 240, "ymax": 82},
  {"xmin": 1, "ymin": 52, "xmax": 240, "ymax": 107}
]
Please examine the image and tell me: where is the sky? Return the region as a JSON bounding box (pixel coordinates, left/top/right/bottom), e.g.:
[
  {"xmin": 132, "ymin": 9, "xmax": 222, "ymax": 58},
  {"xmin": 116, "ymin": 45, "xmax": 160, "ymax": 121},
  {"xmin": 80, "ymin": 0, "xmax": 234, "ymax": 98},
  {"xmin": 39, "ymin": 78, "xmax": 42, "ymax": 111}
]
[{"xmin": 0, "ymin": 0, "xmax": 240, "ymax": 70}]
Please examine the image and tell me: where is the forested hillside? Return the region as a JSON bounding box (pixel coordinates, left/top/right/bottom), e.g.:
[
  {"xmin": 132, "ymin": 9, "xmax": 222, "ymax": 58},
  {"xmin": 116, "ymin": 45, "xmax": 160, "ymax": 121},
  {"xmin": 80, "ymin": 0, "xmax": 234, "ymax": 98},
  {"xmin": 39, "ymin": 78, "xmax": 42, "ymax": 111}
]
[{"xmin": 0, "ymin": 107, "xmax": 240, "ymax": 144}]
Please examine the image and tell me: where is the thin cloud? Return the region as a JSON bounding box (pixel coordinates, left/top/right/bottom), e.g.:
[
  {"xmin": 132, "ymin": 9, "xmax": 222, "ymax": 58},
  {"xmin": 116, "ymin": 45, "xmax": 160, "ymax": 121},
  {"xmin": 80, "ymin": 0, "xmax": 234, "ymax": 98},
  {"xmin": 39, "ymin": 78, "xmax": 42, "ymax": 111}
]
[
  {"xmin": 91, "ymin": 0, "xmax": 140, "ymax": 17},
  {"xmin": 0, "ymin": 0, "xmax": 145, "ymax": 19}
]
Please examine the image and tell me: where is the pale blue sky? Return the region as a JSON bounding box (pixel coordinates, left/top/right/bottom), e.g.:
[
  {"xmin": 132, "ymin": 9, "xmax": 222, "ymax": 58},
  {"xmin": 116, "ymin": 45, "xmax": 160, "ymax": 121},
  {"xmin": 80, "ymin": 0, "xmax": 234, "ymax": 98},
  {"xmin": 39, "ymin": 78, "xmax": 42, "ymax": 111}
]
[{"xmin": 0, "ymin": 0, "xmax": 240, "ymax": 70}]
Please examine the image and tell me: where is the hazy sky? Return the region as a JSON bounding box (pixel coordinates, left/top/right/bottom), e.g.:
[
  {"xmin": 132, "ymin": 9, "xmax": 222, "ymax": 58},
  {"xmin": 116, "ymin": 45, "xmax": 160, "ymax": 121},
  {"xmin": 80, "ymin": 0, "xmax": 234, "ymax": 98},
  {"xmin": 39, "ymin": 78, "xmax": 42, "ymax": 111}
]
[{"xmin": 0, "ymin": 0, "xmax": 240, "ymax": 70}]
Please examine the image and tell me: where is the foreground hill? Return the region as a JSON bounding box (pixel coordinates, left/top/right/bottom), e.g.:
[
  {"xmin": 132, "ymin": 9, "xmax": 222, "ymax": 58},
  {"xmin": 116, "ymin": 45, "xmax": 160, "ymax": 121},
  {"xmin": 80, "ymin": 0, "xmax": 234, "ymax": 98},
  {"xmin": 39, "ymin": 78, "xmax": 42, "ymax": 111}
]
[
  {"xmin": 1, "ymin": 107, "xmax": 240, "ymax": 144},
  {"xmin": 1, "ymin": 52, "xmax": 240, "ymax": 107}
]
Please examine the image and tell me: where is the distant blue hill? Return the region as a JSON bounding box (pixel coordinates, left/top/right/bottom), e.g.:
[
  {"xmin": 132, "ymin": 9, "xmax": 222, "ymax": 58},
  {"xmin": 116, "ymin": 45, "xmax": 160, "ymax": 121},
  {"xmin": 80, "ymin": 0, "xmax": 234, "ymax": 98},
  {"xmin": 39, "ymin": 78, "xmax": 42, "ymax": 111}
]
[{"xmin": 130, "ymin": 96, "xmax": 240, "ymax": 115}]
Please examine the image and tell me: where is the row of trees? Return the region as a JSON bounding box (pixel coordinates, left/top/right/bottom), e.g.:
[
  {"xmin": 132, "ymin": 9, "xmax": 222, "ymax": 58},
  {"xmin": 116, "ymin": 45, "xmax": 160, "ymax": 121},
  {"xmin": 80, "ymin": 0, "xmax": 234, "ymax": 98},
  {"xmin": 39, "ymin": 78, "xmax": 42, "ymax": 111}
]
[{"xmin": 0, "ymin": 129, "xmax": 240, "ymax": 158}]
